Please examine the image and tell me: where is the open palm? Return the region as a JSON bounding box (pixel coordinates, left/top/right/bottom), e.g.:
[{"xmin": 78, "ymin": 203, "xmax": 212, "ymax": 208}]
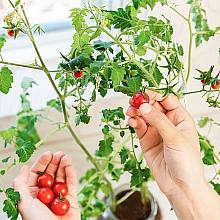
[
  {"xmin": 127, "ymin": 91, "xmax": 204, "ymax": 196},
  {"xmin": 14, "ymin": 151, "xmax": 81, "ymax": 220}
]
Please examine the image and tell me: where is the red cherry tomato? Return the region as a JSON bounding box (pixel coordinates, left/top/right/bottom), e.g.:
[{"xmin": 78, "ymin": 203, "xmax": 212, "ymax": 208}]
[
  {"xmin": 37, "ymin": 187, "xmax": 54, "ymax": 204},
  {"xmin": 201, "ymin": 79, "xmax": 205, "ymax": 84},
  {"xmin": 131, "ymin": 92, "xmax": 150, "ymax": 109},
  {"xmin": 7, "ymin": 29, "xmax": 14, "ymax": 37},
  {"xmin": 211, "ymin": 81, "xmax": 220, "ymax": 89},
  {"xmin": 50, "ymin": 197, "xmax": 70, "ymax": 216},
  {"xmin": 53, "ymin": 182, "xmax": 68, "ymax": 197},
  {"xmin": 74, "ymin": 71, "xmax": 83, "ymax": 78},
  {"xmin": 37, "ymin": 173, "xmax": 54, "ymax": 188}
]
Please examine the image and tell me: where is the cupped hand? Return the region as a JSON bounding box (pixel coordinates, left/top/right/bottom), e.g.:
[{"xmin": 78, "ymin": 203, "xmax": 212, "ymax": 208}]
[
  {"xmin": 126, "ymin": 91, "xmax": 205, "ymax": 197},
  {"xmin": 13, "ymin": 151, "xmax": 81, "ymax": 220}
]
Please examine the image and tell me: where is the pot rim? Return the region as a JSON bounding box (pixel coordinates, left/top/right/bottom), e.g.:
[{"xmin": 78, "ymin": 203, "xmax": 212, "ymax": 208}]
[{"xmin": 103, "ymin": 184, "xmax": 158, "ymax": 220}]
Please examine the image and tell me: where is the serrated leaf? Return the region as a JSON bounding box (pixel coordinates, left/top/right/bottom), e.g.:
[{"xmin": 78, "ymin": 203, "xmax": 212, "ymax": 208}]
[
  {"xmin": 0, "ymin": 127, "xmax": 16, "ymax": 145},
  {"xmin": 198, "ymin": 117, "xmax": 213, "ymax": 128},
  {"xmin": 0, "ymin": 34, "xmax": 7, "ymax": 52},
  {"xmin": 47, "ymin": 98, "xmax": 62, "ymax": 112},
  {"xmin": 96, "ymin": 136, "xmax": 114, "ymax": 157},
  {"xmin": 119, "ymin": 148, "xmax": 129, "ymax": 164},
  {"xmin": 16, "ymin": 141, "xmax": 36, "ymax": 163},
  {"xmin": 210, "ymin": 182, "xmax": 220, "ymax": 195},
  {"xmin": 21, "ymin": 77, "xmax": 38, "ymax": 91},
  {"xmin": 3, "ymin": 188, "xmax": 20, "ymax": 220},
  {"xmin": 3, "ymin": 200, "xmax": 19, "ymax": 220},
  {"xmin": 0, "ymin": 66, "xmax": 13, "ymax": 94},
  {"xmin": 107, "ymin": 6, "xmax": 136, "ymax": 30},
  {"xmin": 111, "ymin": 64, "xmax": 126, "ymax": 88},
  {"xmin": 127, "ymin": 77, "xmax": 142, "ymax": 94}
]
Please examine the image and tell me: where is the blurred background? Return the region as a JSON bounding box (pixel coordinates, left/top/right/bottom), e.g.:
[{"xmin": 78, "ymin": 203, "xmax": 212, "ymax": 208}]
[{"xmin": 0, "ymin": 0, "xmax": 220, "ymax": 219}]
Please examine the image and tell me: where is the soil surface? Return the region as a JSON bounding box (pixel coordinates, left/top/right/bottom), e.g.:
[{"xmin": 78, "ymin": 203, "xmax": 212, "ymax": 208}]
[{"xmin": 113, "ymin": 190, "xmax": 151, "ymax": 220}]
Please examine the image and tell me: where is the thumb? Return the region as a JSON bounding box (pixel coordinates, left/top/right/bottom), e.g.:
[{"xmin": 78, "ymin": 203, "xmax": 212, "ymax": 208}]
[
  {"xmin": 13, "ymin": 165, "xmax": 32, "ymax": 202},
  {"xmin": 139, "ymin": 103, "xmax": 180, "ymax": 145}
]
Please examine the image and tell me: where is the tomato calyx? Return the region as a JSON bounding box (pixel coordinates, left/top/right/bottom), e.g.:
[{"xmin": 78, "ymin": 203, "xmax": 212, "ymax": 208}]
[{"xmin": 131, "ymin": 91, "xmax": 150, "ymax": 109}]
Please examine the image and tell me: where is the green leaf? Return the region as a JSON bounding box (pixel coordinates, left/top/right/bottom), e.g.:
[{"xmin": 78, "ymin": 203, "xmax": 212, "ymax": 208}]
[
  {"xmin": 127, "ymin": 77, "xmax": 142, "ymax": 94},
  {"xmin": 90, "ymin": 61, "xmax": 105, "ymax": 74},
  {"xmin": 70, "ymin": 8, "xmax": 86, "ymax": 33},
  {"xmin": 2, "ymin": 156, "xmax": 11, "ymax": 163},
  {"xmin": 0, "ymin": 127, "xmax": 16, "ymax": 146},
  {"xmin": 96, "ymin": 136, "xmax": 114, "ymax": 157},
  {"xmin": 0, "ymin": 66, "xmax": 13, "ymax": 94},
  {"xmin": 111, "ymin": 64, "xmax": 126, "ymax": 88},
  {"xmin": 132, "ymin": 0, "xmax": 140, "ymax": 9},
  {"xmin": 198, "ymin": 117, "xmax": 213, "ymax": 128},
  {"xmin": 15, "ymin": 0, "xmax": 22, "ymax": 7},
  {"xmin": 137, "ymin": 30, "xmax": 151, "ymax": 46},
  {"xmin": 119, "ymin": 148, "xmax": 129, "ymax": 164},
  {"xmin": 47, "ymin": 98, "xmax": 62, "ymax": 112},
  {"xmin": 16, "ymin": 141, "xmax": 36, "ymax": 163},
  {"xmin": 3, "ymin": 188, "xmax": 20, "ymax": 220},
  {"xmin": 202, "ymin": 148, "xmax": 216, "ymax": 165},
  {"xmin": 210, "ymin": 182, "xmax": 220, "ymax": 195},
  {"xmin": 0, "ymin": 34, "xmax": 7, "ymax": 52},
  {"xmin": 21, "ymin": 77, "xmax": 38, "ymax": 91},
  {"xmin": 107, "ymin": 6, "xmax": 136, "ymax": 30}
]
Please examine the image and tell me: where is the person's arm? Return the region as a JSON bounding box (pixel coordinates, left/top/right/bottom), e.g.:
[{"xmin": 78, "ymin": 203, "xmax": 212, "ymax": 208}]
[{"xmin": 127, "ymin": 91, "xmax": 220, "ymax": 220}]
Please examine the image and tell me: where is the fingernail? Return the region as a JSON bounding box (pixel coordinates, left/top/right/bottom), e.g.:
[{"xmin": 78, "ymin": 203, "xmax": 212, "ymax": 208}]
[{"xmin": 140, "ymin": 103, "xmax": 152, "ymax": 115}]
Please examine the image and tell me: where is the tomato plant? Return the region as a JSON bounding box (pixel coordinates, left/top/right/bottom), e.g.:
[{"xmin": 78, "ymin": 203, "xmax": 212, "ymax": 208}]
[{"xmin": 0, "ymin": 0, "xmax": 220, "ymax": 219}]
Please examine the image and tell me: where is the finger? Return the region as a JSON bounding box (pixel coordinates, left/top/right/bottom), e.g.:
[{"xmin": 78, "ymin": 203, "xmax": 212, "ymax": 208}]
[
  {"xmin": 139, "ymin": 103, "xmax": 181, "ymax": 146},
  {"xmin": 65, "ymin": 165, "xmax": 79, "ymax": 211},
  {"xmin": 152, "ymin": 101, "xmax": 166, "ymax": 113},
  {"xmin": 55, "ymin": 155, "xmax": 71, "ymax": 182},
  {"xmin": 45, "ymin": 151, "xmax": 64, "ymax": 177},
  {"xmin": 13, "ymin": 166, "xmax": 32, "ymax": 202},
  {"xmin": 128, "ymin": 117, "xmax": 148, "ymax": 139},
  {"xmin": 126, "ymin": 106, "xmax": 141, "ymax": 117},
  {"xmin": 31, "ymin": 151, "xmax": 53, "ymax": 173},
  {"xmin": 28, "ymin": 151, "xmax": 53, "ymax": 186}
]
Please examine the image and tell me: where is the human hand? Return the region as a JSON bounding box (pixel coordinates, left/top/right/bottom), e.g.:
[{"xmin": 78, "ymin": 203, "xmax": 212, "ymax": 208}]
[
  {"xmin": 126, "ymin": 91, "xmax": 205, "ymax": 196},
  {"xmin": 13, "ymin": 151, "xmax": 81, "ymax": 220}
]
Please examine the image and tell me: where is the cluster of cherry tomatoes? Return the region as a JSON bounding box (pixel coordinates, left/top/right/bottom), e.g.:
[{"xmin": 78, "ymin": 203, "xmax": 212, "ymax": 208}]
[
  {"xmin": 201, "ymin": 80, "xmax": 220, "ymax": 89},
  {"xmin": 131, "ymin": 92, "xmax": 150, "ymax": 109},
  {"xmin": 37, "ymin": 173, "xmax": 70, "ymax": 216}
]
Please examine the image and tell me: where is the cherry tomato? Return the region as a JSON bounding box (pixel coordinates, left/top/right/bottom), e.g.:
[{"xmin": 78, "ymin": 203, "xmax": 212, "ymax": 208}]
[
  {"xmin": 37, "ymin": 187, "xmax": 54, "ymax": 204},
  {"xmin": 37, "ymin": 173, "xmax": 54, "ymax": 188},
  {"xmin": 201, "ymin": 79, "xmax": 205, "ymax": 84},
  {"xmin": 7, "ymin": 29, "xmax": 14, "ymax": 37},
  {"xmin": 131, "ymin": 92, "xmax": 150, "ymax": 109},
  {"xmin": 211, "ymin": 81, "xmax": 220, "ymax": 89},
  {"xmin": 50, "ymin": 197, "xmax": 70, "ymax": 216},
  {"xmin": 53, "ymin": 182, "xmax": 68, "ymax": 197},
  {"xmin": 74, "ymin": 71, "xmax": 83, "ymax": 78}
]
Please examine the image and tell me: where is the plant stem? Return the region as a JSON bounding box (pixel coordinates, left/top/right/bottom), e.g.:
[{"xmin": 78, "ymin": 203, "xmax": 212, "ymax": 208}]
[
  {"xmin": 101, "ymin": 27, "xmax": 159, "ymax": 88},
  {"xmin": 0, "ymin": 61, "xmax": 42, "ymax": 70},
  {"xmin": 170, "ymin": 5, "xmax": 188, "ymax": 22},
  {"xmin": 186, "ymin": 7, "xmax": 193, "ymax": 83}
]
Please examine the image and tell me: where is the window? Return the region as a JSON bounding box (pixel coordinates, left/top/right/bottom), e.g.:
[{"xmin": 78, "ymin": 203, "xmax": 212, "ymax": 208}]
[{"xmin": 0, "ymin": 0, "xmax": 81, "ymax": 25}]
